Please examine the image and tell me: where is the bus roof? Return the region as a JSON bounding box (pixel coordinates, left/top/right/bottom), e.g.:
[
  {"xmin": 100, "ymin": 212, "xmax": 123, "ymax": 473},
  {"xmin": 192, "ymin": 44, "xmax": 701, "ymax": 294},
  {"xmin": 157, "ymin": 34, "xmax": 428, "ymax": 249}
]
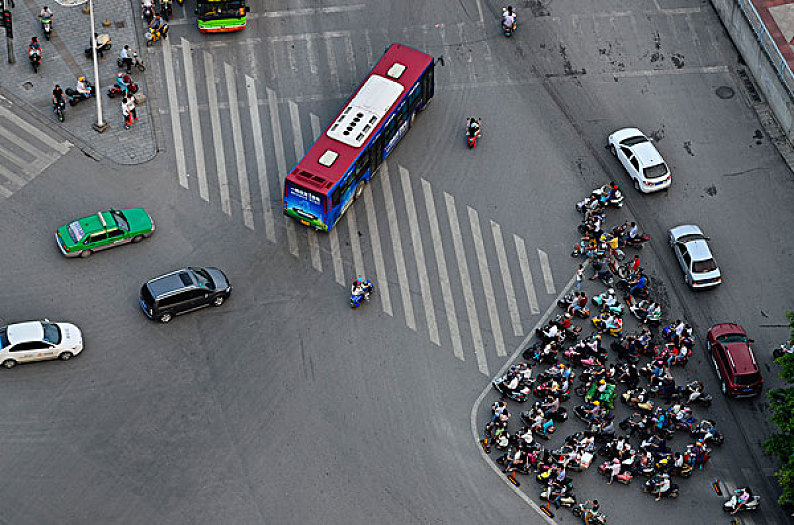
[{"xmin": 285, "ymin": 43, "xmax": 433, "ymax": 193}]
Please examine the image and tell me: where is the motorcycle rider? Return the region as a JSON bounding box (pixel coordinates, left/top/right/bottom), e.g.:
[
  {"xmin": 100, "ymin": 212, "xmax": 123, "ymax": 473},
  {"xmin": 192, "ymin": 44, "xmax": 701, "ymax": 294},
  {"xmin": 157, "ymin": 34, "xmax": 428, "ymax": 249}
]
[
  {"xmin": 581, "ymin": 499, "xmax": 600, "ymax": 525},
  {"xmin": 120, "ymin": 44, "xmax": 134, "ymax": 73},
  {"xmin": 731, "ymin": 487, "xmax": 752, "ymax": 514},
  {"xmin": 39, "ymin": 5, "xmax": 53, "ymax": 28},
  {"xmin": 655, "ymin": 474, "xmax": 672, "ymax": 501},
  {"xmin": 627, "ymin": 221, "xmax": 639, "ymax": 241},
  {"xmin": 52, "ymin": 84, "xmax": 65, "ymax": 111},
  {"xmin": 28, "ymin": 36, "xmax": 42, "ymax": 59},
  {"xmin": 628, "ymin": 272, "xmax": 648, "ymax": 299},
  {"xmin": 149, "ymin": 14, "xmax": 169, "ymax": 39},
  {"xmin": 466, "ymin": 117, "xmax": 481, "ymax": 138},
  {"xmin": 351, "ymin": 277, "xmax": 373, "ymax": 301},
  {"xmin": 502, "ymin": 6, "xmax": 517, "ymax": 31},
  {"xmin": 75, "ymin": 76, "xmax": 90, "ymax": 99}
]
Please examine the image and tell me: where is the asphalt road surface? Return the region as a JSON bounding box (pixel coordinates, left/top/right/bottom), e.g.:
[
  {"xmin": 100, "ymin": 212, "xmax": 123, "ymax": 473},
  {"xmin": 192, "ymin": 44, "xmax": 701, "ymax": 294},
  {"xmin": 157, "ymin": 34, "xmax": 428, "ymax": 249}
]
[{"xmin": 0, "ymin": 0, "xmax": 793, "ymax": 523}]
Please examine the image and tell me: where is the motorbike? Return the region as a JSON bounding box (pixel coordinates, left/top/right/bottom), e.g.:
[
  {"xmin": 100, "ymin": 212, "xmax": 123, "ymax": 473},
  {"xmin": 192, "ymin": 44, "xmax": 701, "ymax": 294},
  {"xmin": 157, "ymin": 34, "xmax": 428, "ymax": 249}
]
[
  {"xmin": 160, "ymin": 0, "xmax": 173, "ymax": 20},
  {"xmin": 592, "ymin": 313, "xmax": 622, "ymax": 337},
  {"xmin": 522, "ymin": 341, "xmax": 558, "ymax": 364},
  {"xmin": 557, "ymin": 292, "xmax": 590, "ymax": 318},
  {"xmin": 536, "ymin": 316, "xmax": 579, "ymax": 343},
  {"xmin": 29, "ymin": 48, "xmax": 42, "ymax": 73},
  {"xmin": 53, "ymin": 100, "xmax": 65, "ymax": 122},
  {"xmin": 118, "ymin": 49, "xmax": 146, "ymax": 72},
  {"xmin": 620, "ymin": 388, "xmax": 654, "ymax": 412},
  {"xmin": 773, "ymin": 342, "xmax": 794, "ymax": 359},
  {"xmin": 592, "ymin": 291, "xmax": 625, "ymax": 316},
  {"xmin": 612, "ymin": 223, "xmax": 650, "ymax": 249},
  {"xmin": 571, "ymin": 503, "xmax": 607, "ymax": 524},
  {"xmin": 466, "ymin": 118, "xmax": 480, "ymax": 148},
  {"xmin": 655, "ymin": 456, "xmax": 693, "ymax": 478},
  {"xmin": 723, "ymin": 488, "xmax": 760, "ymax": 513},
  {"xmin": 627, "ymin": 296, "xmax": 661, "ymax": 327},
  {"xmin": 501, "ymin": 9, "xmax": 517, "ymax": 37},
  {"xmin": 350, "ymin": 281, "xmax": 374, "ymax": 308},
  {"xmin": 85, "ymin": 33, "xmax": 111, "ymax": 58},
  {"xmin": 571, "ymin": 239, "xmax": 606, "ymax": 259},
  {"xmin": 690, "ymin": 419, "xmax": 723, "ymax": 445},
  {"xmin": 145, "ymin": 24, "xmax": 167, "ymax": 46},
  {"xmin": 107, "ymin": 74, "xmax": 139, "ymax": 98},
  {"xmin": 66, "ymin": 81, "xmax": 93, "ymax": 106},
  {"xmin": 142, "ymin": 2, "xmax": 154, "ymax": 24},
  {"xmin": 642, "ymin": 474, "xmax": 679, "ymax": 498},
  {"xmin": 531, "ymin": 380, "xmax": 570, "ymax": 402},
  {"xmin": 591, "ymin": 183, "xmax": 624, "ymax": 208},
  {"xmin": 598, "ymin": 460, "xmax": 633, "ymax": 484},
  {"xmin": 539, "ymin": 485, "xmax": 576, "ymax": 507},
  {"xmin": 41, "ymin": 16, "xmax": 52, "ymax": 40},
  {"xmin": 492, "ymin": 373, "xmax": 531, "ymax": 402}
]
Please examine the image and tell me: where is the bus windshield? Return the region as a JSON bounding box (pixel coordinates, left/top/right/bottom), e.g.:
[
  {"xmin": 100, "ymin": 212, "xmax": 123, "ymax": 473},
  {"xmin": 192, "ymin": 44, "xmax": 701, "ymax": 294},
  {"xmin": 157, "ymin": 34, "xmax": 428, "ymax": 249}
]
[
  {"xmin": 285, "ymin": 182, "xmax": 327, "ymax": 230},
  {"xmin": 197, "ymin": 1, "xmax": 245, "ymax": 19}
]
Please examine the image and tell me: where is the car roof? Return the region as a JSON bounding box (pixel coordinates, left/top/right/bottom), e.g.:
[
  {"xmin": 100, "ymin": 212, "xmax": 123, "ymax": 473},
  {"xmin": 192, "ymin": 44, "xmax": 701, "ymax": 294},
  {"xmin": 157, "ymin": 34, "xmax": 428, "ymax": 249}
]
[
  {"xmin": 146, "ymin": 269, "xmax": 197, "ymax": 298},
  {"xmin": 631, "ymin": 141, "xmax": 665, "ymax": 168},
  {"xmin": 77, "ymin": 212, "xmax": 107, "ymax": 234},
  {"xmin": 710, "ymin": 323, "xmax": 758, "ymax": 374},
  {"xmin": 685, "ymin": 239, "xmax": 713, "ymax": 261},
  {"xmin": 669, "ymin": 224, "xmax": 703, "ymax": 240},
  {"xmin": 710, "ymin": 322, "xmax": 745, "ymax": 337},
  {"xmin": 6, "ymin": 322, "xmax": 44, "ymax": 344}
]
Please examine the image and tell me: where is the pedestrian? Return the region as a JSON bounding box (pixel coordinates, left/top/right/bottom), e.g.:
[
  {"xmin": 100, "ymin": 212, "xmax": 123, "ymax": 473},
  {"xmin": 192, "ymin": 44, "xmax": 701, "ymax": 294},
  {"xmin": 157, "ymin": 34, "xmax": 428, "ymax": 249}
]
[
  {"xmin": 121, "ymin": 44, "xmax": 133, "ymax": 73},
  {"xmin": 575, "ymin": 264, "xmax": 584, "ymax": 291},
  {"xmin": 121, "ymin": 97, "xmax": 131, "ymax": 129},
  {"xmin": 127, "ymin": 95, "xmax": 138, "ymax": 122}
]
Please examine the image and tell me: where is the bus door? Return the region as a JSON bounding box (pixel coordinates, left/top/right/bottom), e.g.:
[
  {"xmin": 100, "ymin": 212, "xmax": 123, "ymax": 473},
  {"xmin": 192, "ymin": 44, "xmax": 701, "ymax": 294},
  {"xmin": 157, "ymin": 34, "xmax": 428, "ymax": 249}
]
[{"xmin": 370, "ymin": 133, "xmax": 385, "ymax": 174}]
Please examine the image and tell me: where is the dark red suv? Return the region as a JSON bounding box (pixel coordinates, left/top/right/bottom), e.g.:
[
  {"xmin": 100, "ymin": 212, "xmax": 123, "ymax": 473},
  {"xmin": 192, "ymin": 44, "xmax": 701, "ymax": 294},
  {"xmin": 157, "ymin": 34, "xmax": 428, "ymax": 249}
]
[{"xmin": 707, "ymin": 323, "xmax": 763, "ymax": 397}]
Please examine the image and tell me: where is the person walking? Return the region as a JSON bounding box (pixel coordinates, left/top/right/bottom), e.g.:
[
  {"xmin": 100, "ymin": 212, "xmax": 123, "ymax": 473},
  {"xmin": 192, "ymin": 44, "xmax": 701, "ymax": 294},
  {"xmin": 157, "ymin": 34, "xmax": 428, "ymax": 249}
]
[
  {"xmin": 122, "ymin": 97, "xmax": 132, "ymax": 129},
  {"xmin": 575, "ymin": 264, "xmax": 584, "ymax": 291}
]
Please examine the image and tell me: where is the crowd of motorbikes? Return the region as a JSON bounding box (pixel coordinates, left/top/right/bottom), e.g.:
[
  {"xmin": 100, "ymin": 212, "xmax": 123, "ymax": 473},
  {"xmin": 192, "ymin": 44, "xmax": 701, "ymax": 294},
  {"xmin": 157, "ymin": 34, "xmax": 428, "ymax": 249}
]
[{"xmin": 481, "ymin": 182, "xmax": 760, "ymax": 522}]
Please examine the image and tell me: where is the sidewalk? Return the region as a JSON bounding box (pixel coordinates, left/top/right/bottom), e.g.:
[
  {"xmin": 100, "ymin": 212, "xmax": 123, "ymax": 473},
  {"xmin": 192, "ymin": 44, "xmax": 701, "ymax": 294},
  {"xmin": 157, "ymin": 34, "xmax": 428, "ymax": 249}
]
[
  {"xmin": 752, "ymin": 0, "xmax": 794, "ymax": 64},
  {"xmin": 0, "ymin": 0, "xmax": 155, "ymax": 164}
]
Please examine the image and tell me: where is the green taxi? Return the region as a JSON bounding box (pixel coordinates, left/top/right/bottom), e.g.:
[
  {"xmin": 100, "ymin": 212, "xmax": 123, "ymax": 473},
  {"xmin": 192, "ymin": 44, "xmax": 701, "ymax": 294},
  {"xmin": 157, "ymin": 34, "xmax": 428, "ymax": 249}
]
[{"xmin": 55, "ymin": 208, "xmax": 155, "ymax": 258}]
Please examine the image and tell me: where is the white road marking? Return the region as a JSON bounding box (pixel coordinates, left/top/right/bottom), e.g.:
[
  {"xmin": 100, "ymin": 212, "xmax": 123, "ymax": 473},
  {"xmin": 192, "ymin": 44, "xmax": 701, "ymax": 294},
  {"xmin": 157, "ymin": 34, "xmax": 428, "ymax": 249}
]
[
  {"xmin": 306, "ymin": 111, "xmax": 323, "ymax": 271},
  {"xmin": 382, "ymin": 164, "xmax": 416, "ymax": 331},
  {"xmin": 0, "ymin": 183, "xmax": 12, "ymax": 198},
  {"xmin": 0, "ymin": 126, "xmax": 58, "ymax": 168},
  {"xmin": 491, "ymin": 221, "xmax": 522, "ymax": 337},
  {"xmin": 514, "ymin": 235, "xmax": 540, "ymax": 314},
  {"xmin": 329, "ymin": 227, "xmax": 345, "ymax": 286},
  {"xmin": 0, "ymin": 144, "xmax": 45, "ymax": 177},
  {"xmin": 270, "ymin": 30, "xmax": 349, "ymax": 43},
  {"xmin": 324, "ymin": 36, "xmax": 342, "ymax": 93},
  {"xmin": 422, "ymin": 179, "xmax": 463, "ymax": 359},
  {"xmin": 288, "ymin": 100, "xmax": 305, "ymax": 159},
  {"xmin": 0, "ymin": 161, "xmax": 27, "ymax": 188},
  {"xmin": 0, "ymin": 106, "xmax": 71, "ymax": 155},
  {"xmin": 203, "ymin": 51, "xmax": 231, "ymax": 216},
  {"xmin": 181, "ymin": 38, "xmax": 208, "ymax": 201},
  {"xmin": 400, "ymin": 167, "xmax": 439, "ymax": 345},
  {"xmin": 159, "ymin": 38, "xmax": 188, "ymax": 189},
  {"xmin": 363, "ymin": 184, "xmax": 392, "ymax": 316},
  {"xmin": 167, "ymin": 4, "xmax": 365, "ymax": 26},
  {"xmin": 469, "ymin": 207, "xmax": 505, "ymax": 357},
  {"xmin": 246, "ymin": 75, "xmax": 276, "ymax": 243},
  {"xmin": 305, "ymin": 37, "xmax": 319, "ymax": 75},
  {"xmin": 446, "ymin": 192, "xmax": 487, "ymax": 375},
  {"xmin": 363, "ymin": 29, "xmax": 376, "ymax": 67},
  {"xmin": 475, "ymin": 0, "xmax": 484, "ymax": 23},
  {"xmin": 347, "ymin": 206, "xmax": 365, "ymax": 279},
  {"xmin": 538, "ymin": 249, "xmax": 555, "ymax": 294},
  {"xmin": 225, "ymin": 63, "xmax": 254, "ymax": 230},
  {"xmin": 611, "ymin": 65, "xmax": 728, "ymax": 78},
  {"xmin": 343, "ymin": 34, "xmax": 356, "ymax": 87},
  {"xmin": 267, "ymin": 86, "xmax": 299, "ymax": 256},
  {"xmin": 457, "ymin": 22, "xmax": 476, "ymax": 84}
]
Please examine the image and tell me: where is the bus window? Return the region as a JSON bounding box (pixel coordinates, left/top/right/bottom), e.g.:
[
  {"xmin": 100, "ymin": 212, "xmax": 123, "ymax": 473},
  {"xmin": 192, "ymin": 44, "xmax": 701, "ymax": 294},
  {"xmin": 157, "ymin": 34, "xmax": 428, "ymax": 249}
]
[
  {"xmin": 355, "ymin": 154, "xmax": 370, "ymax": 180},
  {"xmin": 422, "ymin": 63, "xmax": 434, "ymax": 102},
  {"xmin": 408, "ymin": 84, "xmax": 420, "ymax": 111}
]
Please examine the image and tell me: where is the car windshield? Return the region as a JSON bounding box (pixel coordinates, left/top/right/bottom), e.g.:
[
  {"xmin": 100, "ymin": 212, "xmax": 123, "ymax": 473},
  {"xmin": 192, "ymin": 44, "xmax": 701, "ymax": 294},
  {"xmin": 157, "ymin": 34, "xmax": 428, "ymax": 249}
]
[
  {"xmin": 693, "ymin": 258, "xmax": 717, "ymax": 273},
  {"xmin": 717, "ymin": 334, "xmax": 748, "ymax": 344},
  {"xmin": 111, "ymin": 209, "xmax": 129, "ymax": 231},
  {"xmin": 621, "ymin": 135, "xmax": 649, "ymax": 147},
  {"xmin": 0, "ymin": 327, "xmax": 8, "ymax": 349},
  {"xmin": 193, "ymin": 268, "xmax": 215, "ymax": 290},
  {"xmin": 41, "ymin": 322, "xmax": 62, "ymax": 344},
  {"xmin": 676, "ymin": 233, "xmax": 703, "ymax": 244},
  {"xmin": 735, "ymin": 372, "xmax": 762, "ymax": 386},
  {"xmin": 644, "ymin": 163, "xmax": 668, "ymax": 180},
  {"xmin": 68, "ymin": 221, "xmax": 85, "ymax": 243}
]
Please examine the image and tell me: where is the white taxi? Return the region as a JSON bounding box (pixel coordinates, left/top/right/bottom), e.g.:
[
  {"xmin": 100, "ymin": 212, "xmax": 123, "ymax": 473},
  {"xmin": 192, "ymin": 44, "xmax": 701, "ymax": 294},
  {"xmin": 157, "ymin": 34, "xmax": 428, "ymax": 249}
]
[{"xmin": 0, "ymin": 320, "xmax": 83, "ymax": 368}]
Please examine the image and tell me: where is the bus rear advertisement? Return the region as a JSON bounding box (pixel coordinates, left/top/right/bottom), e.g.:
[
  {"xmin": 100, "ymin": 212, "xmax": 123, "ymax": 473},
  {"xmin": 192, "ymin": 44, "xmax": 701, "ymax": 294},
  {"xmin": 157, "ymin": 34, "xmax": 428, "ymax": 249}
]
[{"xmin": 283, "ymin": 43, "xmax": 435, "ymax": 232}]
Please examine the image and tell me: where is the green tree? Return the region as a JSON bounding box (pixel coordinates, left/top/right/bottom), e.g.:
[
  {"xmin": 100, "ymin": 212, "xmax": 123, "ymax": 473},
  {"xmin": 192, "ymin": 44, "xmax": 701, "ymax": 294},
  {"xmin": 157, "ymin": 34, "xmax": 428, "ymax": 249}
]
[{"xmin": 763, "ymin": 310, "xmax": 794, "ymax": 507}]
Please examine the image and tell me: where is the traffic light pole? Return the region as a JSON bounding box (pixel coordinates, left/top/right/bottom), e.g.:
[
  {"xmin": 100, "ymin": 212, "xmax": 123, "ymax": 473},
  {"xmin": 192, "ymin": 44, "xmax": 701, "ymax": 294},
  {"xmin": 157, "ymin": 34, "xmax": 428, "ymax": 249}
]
[{"xmin": 3, "ymin": 0, "xmax": 14, "ymax": 64}]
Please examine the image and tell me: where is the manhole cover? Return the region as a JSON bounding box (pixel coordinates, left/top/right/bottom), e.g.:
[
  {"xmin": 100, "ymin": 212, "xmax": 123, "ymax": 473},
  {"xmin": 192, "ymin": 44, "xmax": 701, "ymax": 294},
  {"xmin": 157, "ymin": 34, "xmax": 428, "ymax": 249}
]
[
  {"xmin": 23, "ymin": 81, "xmax": 33, "ymax": 90},
  {"xmin": 115, "ymin": 21, "xmax": 125, "ymax": 28},
  {"xmin": 716, "ymin": 86, "xmax": 735, "ymax": 99}
]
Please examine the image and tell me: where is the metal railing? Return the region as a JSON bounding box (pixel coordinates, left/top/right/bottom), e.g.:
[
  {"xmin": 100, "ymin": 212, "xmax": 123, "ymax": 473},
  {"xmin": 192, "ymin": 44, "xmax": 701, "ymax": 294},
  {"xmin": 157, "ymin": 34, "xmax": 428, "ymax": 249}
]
[{"xmin": 737, "ymin": 0, "xmax": 794, "ymax": 99}]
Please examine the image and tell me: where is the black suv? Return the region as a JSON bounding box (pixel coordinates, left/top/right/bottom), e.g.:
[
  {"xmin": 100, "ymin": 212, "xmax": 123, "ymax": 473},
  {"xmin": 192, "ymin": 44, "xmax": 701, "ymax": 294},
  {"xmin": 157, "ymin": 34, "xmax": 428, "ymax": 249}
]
[{"xmin": 139, "ymin": 267, "xmax": 231, "ymax": 323}]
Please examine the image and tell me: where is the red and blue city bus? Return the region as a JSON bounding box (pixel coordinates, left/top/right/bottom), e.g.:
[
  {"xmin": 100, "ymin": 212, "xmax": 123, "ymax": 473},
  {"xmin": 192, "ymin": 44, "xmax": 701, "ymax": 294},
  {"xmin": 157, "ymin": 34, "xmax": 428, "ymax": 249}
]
[{"xmin": 283, "ymin": 43, "xmax": 435, "ymax": 231}]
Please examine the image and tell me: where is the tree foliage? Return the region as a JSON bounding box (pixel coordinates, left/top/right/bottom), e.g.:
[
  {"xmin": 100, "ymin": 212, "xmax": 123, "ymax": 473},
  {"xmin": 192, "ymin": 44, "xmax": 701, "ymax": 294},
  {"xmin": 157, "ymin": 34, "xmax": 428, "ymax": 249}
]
[{"xmin": 763, "ymin": 310, "xmax": 794, "ymax": 506}]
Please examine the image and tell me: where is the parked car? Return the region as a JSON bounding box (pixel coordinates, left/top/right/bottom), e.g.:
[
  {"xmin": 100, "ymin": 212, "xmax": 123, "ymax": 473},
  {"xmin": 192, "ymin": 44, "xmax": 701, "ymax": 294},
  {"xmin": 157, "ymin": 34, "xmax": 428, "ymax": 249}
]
[
  {"xmin": 607, "ymin": 128, "xmax": 672, "ymax": 192},
  {"xmin": 668, "ymin": 224, "xmax": 721, "ymax": 288},
  {"xmin": 707, "ymin": 323, "xmax": 763, "ymax": 397},
  {"xmin": 0, "ymin": 320, "xmax": 83, "ymax": 368},
  {"xmin": 139, "ymin": 266, "xmax": 231, "ymax": 323},
  {"xmin": 56, "ymin": 208, "xmax": 155, "ymax": 258}
]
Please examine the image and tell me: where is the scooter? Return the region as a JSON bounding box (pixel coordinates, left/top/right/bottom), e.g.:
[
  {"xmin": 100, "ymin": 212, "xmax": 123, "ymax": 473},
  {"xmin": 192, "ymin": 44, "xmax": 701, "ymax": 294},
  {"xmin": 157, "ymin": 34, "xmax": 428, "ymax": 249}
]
[
  {"xmin": 160, "ymin": 0, "xmax": 173, "ymax": 21},
  {"xmin": 773, "ymin": 342, "xmax": 794, "ymax": 359},
  {"xmin": 66, "ymin": 81, "xmax": 93, "ymax": 106},
  {"xmin": 598, "ymin": 460, "xmax": 633, "ymax": 484},
  {"xmin": 642, "ymin": 474, "xmax": 679, "ymax": 498},
  {"xmin": 592, "ymin": 291, "xmax": 625, "ymax": 316},
  {"xmin": 539, "ymin": 485, "xmax": 576, "ymax": 507},
  {"xmin": 85, "ymin": 33, "xmax": 111, "ymax": 58},
  {"xmin": 41, "ymin": 16, "xmax": 52, "ymax": 40},
  {"xmin": 350, "ymin": 283, "xmax": 374, "ymax": 308},
  {"xmin": 591, "ymin": 183, "xmax": 624, "ymax": 208},
  {"xmin": 557, "ymin": 292, "xmax": 590, "ymax": 318},
  {"xmin": 623, "ymin": 233, "xmax": 651, "ymax": 249},
  {"xmin": 690, "ymin": 419, "xmax": 723, "ymax": 445},
  {"xmin": 466, "ymin": 118, "xmax": 480, "ymax": 148},
  {"xmin": 501, "ymin": 8, "xmax": 517, "ymax": 37},
  {"xmin": 571, "ymin": 503, "xmax": 607, "ymax": 524},
  {"xmin": 142, "ymin": 2, "xmax": 154, "ymax": 24},
  {"xmin": 145, "ymin": 24, "xmax": 168, "ymax": 46},
  {"xmin": 53, "ymin": 100, "xmax": 65, "ymax": 122},
  {"xmin": 107, "ymin": 74, "xmax": 139, "ymax": 98},
  {"xmin": 492, "ymin": 374, "xmax": 531, "ymax": 402},
  {"xmin": 117, "ymin": 49, "xmax": 146, "ymax": 71},
  {"xmin": 723, "ymin": 488, "xmax": 760, "ymax": 513},
  {"xmin": 592, "ymin": 313, "xmax": 622, "ymax": 337},
  {"xmin": 29, "ymin": 48, "xmax": 42, "ymax": 73}
]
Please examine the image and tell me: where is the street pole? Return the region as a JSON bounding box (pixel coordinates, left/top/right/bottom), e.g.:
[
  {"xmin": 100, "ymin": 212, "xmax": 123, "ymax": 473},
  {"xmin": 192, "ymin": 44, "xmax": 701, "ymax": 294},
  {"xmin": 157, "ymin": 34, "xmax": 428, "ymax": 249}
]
[
  {"xmin": 88, "ymin": 0, "xmax": 107, "ymax": 131},
  {"xmin": 3, "ymin": 0, "xmax": 14, "ymax": 64}
]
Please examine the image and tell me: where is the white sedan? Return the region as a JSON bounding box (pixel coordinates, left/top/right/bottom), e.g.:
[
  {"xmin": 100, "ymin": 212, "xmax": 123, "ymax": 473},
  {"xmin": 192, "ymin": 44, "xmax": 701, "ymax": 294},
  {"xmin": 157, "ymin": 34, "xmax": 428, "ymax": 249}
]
[
  {"xmin": 0, "ymin": 320, "xmax": 83, "ymax": 368},
  {"xmin": 608, "ymin": 128, "xmax": 672, "ymax": 193},
  {"xmin": 669, "ymin": 225, "xmax": 722, "ymax": 289}
]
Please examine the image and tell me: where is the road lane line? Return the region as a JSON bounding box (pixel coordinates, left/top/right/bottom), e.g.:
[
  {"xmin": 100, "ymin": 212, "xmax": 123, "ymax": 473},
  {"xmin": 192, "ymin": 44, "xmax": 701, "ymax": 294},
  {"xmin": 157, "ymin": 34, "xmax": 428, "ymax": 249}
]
[
  {"xmin": 491, "ymin": 221, "xmax": 522, "ymax": 337},
  {"xmin": 363, "ymin": 29, "xmax": 375, "ymax": 67},
  {"xmin": 422, "ymin": 179, "xmax": 462, "ymax": 359},
  {"xmin": 446, "ymin": 193, "xmax": 487, "ymax": 375},
  {"xmin": 160, "ymin": 38, "xmax": 188, "ymax": 189},
  {"xmin": 181, "ymin": 38, "xmax": 208, "ymax": 201},
  {"xmin": 203, "ymin": 51, "xmax": 231, "ymax": 216},
  {"xmin": 288, "ymin": 100, "xmax": 305, "ymax": 159},
  {"xmin": 469, "ymin": 207, "xmax": 505, "ymax": 357},
  {"xmin": 343, "ymin": 33, "xmax": 357, "ymax": 86},
  {"xmin": 329, "ymin": 227, "xmax": 345, "ymax": 286},
  {"xmin": 267, "ymin": 86, "xmax": 298, "ymax": 256},
  {"xmin": 0, "ymin": 183, "xmax": 12, "ymax": 198},
  {"xmin": 514, "ymin": 235, "xmax": 540, "ymax": 314},
  {"xmin": 347, "ymin": 205, "xmax": 365, "ymax": 279},
  {"xmin": 400, "ymin": 167, "xmax": 439, "ymax": 345},
  {"xmin": 225, "ymin": 63, "xmax": 254, "ymax": 230},
  {"xmin": 538, "ymin": 249, "xmax": 555, "ymax": 294},
  {"xmin": 246, "ymin": 75, "xmax": 276, "ymax": 243},
  {"xmin": 305, "ymin": 37, "xmax": 319, "ymax": 75},
  {"xmin": 324, "ymin": 35, "xmax": 342, "ymax": 93},
  {"xmin": 382, "ymin": 164, "xmax": 416, "ymax": 331},
  {"xmin": 306, "ymin": 113, "xmax": 323, "ymax": 272},
  {"xmin": 470, "ymin": 270, "xmax": 580, "ymax": 525},
  {"xmin": 364, "ymin": 184, "xmax": 392, "ymax": 316}
]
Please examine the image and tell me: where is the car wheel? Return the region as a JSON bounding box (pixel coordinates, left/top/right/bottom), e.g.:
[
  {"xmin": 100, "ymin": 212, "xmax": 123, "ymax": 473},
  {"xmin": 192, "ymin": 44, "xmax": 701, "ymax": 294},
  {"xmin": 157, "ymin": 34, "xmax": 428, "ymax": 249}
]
[
  {"xmin": 159, "ymin": 313, "xmax": 172, "ymax": 323},
  {"xmin": 720, "ymin": 381, "xmax": 727, "ymax": 395},
  {"xmin": 59, "ymin": 351, "xmax": 73, "ymax": 361},
  {"xmin": 634, "ymin": 179, "xmax": 641, "ymax": 192},
  {"xmin": 80, "ymin": 249, "xmax": 93, "ymax": 258},
  {"xmin": 132, "ymin": 235, "xmax": 144, "ymax": 243},
  {"xmin": 212, "ymin": 295, "xmax": 225, "ymax": 307},
  {"xmin": 609, "ymin": 144, "xmax": 617, "ymax": 157},
  {"xmin": 2, "ymin": 359, "xmax": 17, "ymax": 369}
]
